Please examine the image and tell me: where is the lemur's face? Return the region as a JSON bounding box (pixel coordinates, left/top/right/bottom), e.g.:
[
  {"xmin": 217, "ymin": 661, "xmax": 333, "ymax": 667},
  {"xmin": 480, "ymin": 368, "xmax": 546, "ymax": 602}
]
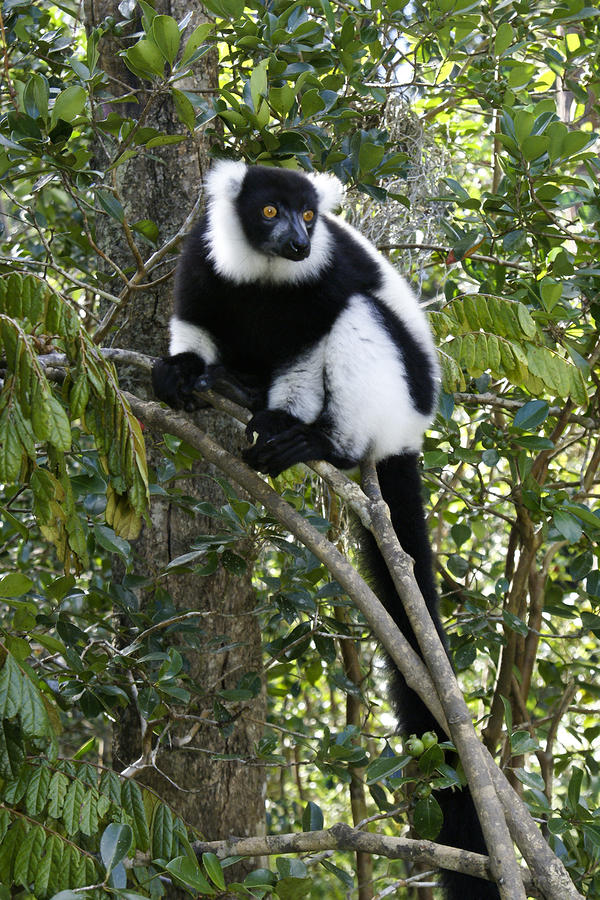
[{"xmin": 235, "ymin": 167, "xmax": 319, "ymax": 261}]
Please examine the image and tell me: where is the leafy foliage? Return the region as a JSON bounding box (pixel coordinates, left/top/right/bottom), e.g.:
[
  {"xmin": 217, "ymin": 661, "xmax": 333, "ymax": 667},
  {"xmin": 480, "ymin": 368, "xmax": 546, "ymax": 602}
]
[
  {"xmin": 431, "ymin": 294, "xmax": 588, "ymax": 402},
  {"xmin": 0, "ymin": 275, "xmax": 148, "ymax": 569},
  {"xmin": 0, "ymin": 649, "xmax": 208, "ymax": 900}
]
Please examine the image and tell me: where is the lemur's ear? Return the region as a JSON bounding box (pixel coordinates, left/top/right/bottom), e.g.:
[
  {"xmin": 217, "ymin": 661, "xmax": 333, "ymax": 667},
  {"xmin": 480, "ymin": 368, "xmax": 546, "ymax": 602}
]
[
  {"xmin": 307, "ymin": 171, "xmax": 344, "ymax": 213},
  {"xmin": 205, "ymin": 160, "xmax": 247, "ymax": 202}
]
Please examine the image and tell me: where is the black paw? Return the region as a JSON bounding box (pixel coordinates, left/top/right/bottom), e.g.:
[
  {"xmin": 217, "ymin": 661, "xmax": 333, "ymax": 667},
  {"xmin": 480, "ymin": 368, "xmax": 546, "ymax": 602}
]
[
  {"xmin": 245, "ymin": 409, "xmax": 299, "ymax": 445},
  {"xmin": 195, "ymin": 366, "xmax": 266, "ymax": 409},
  {"xmin": 243, "ymin": 421, "xmax": 332, "ymax": 477},
  {"xmin": 152, "ymin": 353, "xmax": 206, "ymax": 411}
]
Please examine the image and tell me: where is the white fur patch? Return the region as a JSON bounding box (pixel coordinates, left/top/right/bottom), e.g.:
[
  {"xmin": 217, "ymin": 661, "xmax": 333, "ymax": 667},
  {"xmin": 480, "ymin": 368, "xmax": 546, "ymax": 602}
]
[
  {"xmin": 331, "ymin": 215, "xmax": 439, "ymax": 365},
  {"xmin": 169, "ymin": 316, "xmax": 219, "ymax": 364},
  {"xmin": 204, "ymin": 159, "xmax": 247, "ymax": 205},
  {"xmin": 268, "ymin": 339, "xmax": 326, "ymax": 423},
  {"xmin": 307, "ymin": 171, "xmax": 344, "ymax": 213},
  {"xmin": 323, "ymin": 295, "xmax": 434, "ymax": 461},
  {"xmin": 203, "ymin": 160, "xmax": 334, "ymax": 285}
]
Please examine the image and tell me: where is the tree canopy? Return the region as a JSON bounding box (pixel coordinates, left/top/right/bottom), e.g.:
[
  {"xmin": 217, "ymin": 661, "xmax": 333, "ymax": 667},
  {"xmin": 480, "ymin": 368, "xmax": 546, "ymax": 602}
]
[{"xmin": 0, "ymin": 0, "xmax": 599, "ymax": 897}]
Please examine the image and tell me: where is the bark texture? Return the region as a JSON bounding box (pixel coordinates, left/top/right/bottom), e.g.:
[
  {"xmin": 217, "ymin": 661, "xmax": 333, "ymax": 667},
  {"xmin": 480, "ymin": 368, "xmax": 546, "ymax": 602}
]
[{"xmin": 85, "ymin": 0, "xmax": 266, "ymax": 874}]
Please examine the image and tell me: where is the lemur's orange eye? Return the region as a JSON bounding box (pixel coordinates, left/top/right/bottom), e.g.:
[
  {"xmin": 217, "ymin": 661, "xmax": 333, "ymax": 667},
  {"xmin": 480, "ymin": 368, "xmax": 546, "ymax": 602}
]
[
  {"xmin": 303, "ymin": 209, "xmax": 315, "ymax": 222},
  {"xmin": 263, "ymin": 205, "xmax": 278, "ymax": 218}
]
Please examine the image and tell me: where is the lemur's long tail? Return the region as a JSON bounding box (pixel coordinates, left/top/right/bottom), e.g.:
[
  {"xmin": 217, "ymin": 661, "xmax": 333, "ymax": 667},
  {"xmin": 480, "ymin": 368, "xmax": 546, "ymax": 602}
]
[{"xmin": 360, "ymin": 453, "xmax": 500, "ymax": 900}]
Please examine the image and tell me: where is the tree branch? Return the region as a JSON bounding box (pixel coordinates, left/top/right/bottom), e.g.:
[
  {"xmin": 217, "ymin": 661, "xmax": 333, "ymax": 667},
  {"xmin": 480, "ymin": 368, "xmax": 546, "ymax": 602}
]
[{"xmin": 190, "ymin": 823, "xmax": 538, "ymax": 892}]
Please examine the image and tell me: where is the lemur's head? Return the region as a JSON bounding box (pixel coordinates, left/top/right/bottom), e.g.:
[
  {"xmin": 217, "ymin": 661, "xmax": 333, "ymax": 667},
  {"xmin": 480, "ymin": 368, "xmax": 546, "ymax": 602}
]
[
  {"xmin": 203, "ymin": 161, "xmax": 343, "ymax": 283},
  {"xmin": 236, "ymin": 166, "xmax": 319, "ymax": 261}
]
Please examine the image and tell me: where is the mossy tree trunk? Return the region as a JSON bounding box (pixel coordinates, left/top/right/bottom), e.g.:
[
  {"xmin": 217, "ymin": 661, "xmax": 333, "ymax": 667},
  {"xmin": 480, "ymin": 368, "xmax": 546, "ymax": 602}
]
[{"xmin": 85, "ymin": 0, "xmax": 266, "ymax": 880}]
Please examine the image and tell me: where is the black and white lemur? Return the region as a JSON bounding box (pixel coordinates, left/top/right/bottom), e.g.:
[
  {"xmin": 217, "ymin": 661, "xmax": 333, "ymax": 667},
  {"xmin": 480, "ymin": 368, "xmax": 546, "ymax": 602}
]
[{"xmin": 152, "ymin": 160, "xmax": 499, "ymax": 899}]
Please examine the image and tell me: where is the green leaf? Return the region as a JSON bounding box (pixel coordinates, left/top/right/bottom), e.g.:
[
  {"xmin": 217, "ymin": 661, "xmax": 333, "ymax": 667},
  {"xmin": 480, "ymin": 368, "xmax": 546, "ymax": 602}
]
[
  {"xmin": 131, "ymin": 219, "xmax": 159, "ymax": 243},
  {"xmin": 495, "ymin": 22, "xmax": 513, "ymax": 55},
  {"xmin": 151, "ymin": 801, "xmax": 173, "ymax": 859},
  {"xmin": 365, "ymin": 754, "xmax": 409, "ymax": 784},
  {"xmin": 540, "ymin": 277, "xmax": 562, "ymax": 311},
  {"xmin": 45, "ymin": 395, "xmax": 72, "ymax": 451},
  {"xmin": 94, "ymin": 524, "xmax": 131, "ymax": 560},
  {"xmin": 548, "ymin": 122, "xmax": 567, "ymax": 161},
  {"xmin": 181, "ymin": 23, "xmax": 214, "ymax": 64},
  {"xmin": 14, "ymin": 825, "xmax": 46, "ymax": 891},
  {"xmin": 0, "ymin": 654, "xmax": 22, "ymax": 718},
  {"xmin": 151, "ymin": 15, "xmax": 181, "ymax": 64},
  {"xmin": 172, "ymin": 89, "xmax": 196, "ymax": 131},
  {"xmin": 244, "ymin": 869, "xmax": 277, "ymax": 887},
  {"xmin": 318, "ymin": 0, "xmax": 336, "ymax": 30},
  {"xmin": 203, "ymin": 852, "xmax": 226, "ymax": 890},
  {"xmin": 145, "ymin": 134, "xmax": 187, "ymax": 148},
  {"xmin": 165, "ymin": 856, "xmax": 216, "ymax": 893},
  {"xmin": 510, "ymin": 731, "xmax": 539, "ymax": 754},
  {"xmin": 301, "ymin": 800, "xmax": 324, "ymax": 832},
  {"xmin": 47, "ymin": 574, "xmax": 76, "ymax": 602},
  {"xmin": 24, "ymin": 74, "xmax": 50, "ymax": 120},
  {"xmin": 62, "ymin": 779, "xmax": 86, "ymax": 834},
  {"xmin": 79, "ymin": 787, "xmax": 98, "ymax": 837},
  {"xmin": 503, "ymin": 610, "xmax": 528, "ymax": 637},
  {"xmin": 0, "ymin": 573, "xmax": 34, "ymax": 598},
  {"xmin": 451, "ymin": 522, "xmax": 471, "ymax": 549},
  {"xmin": 121, "ymin": 779, "xmax": 150, "ymax": 851},
  {"xmin": 275, "ymin": 876, "xmax": 313, "ymax": 900},
  {"xmin": 561, "ymin": 131, "xmax": 592, "ymax": 158},
  {"xmin": 0, "ymin": 718, "xmax": 25, "ymax": 777},
  {"xmin": 50, "ymin": 85, "xmax": 86, "ymax": 126},
  {"xmin": 521, "ymin": 135, "xmax": 549, "ymax": 160},
  {"xmin": 500, "ymin": 695, "xmax": 513, "ymax": 734},
  {"xmin": 413, "ymin": 795, "xmax": 443, "ymax": 840},
  {"xmin": 418, "ymin": 743, "xmax": 444, "ymax": 776},
  {"xmin": 320, "ymin": 859, "xmax": 354, "ymax": 889},
  {"xmin": 25, "ymin": 764, "xmax": 51, "ymax": 815},
  {"xmin": 48, "ymin": 770, "xmax": 69, "ymax": 818},
  {"xmin": 568, "ymin": 767, "xmax": 583, "ymax": 808},
  {"xmin": 96, "ymin": 189, "xmax": 125, "ymax": 223},
  {"xmin": 514, "ymin": 110, "xmax": 534, "ymax": 144},
  {"xmin": 513, "ymin": 767, "xmax": 546, "ymax": 791},
  {"xmin": 553, "ymin": 509, "xmax": 583, "ymax": 543},
  {"xmin": 301, "ymin": 89, "xmax": 325, "ymax": 118},
  {"xmin": 125, "ymin": 40, "xmax": 165, "ymax": 78},
  {"xmin": 19, "ymin": 674, "xmax": 53, "ymax": 738},
  {"xmin": 250, "ymin": 59, "xmax": 269, "ymax": 111},
  {"xmin": 482, "ymin": 448, "xmax": 499, "ymax": 466},
  {"xmin": 0, "ymin": 413, "xmax": 23, "ymax": 483},
  {"xmin": 100, "ymin": 823, "xmax": 133, "ymax": 875},
  {"xmin": 358, "ymin": 141, "xmax": 385, "ymax": 172},
  {"xmin": 269, "ymin": 85, "xmax": 296, "ymax": 115},
  {"xmin": 513, "ymin": 400, "xmax": 549, "ymax": 431}
]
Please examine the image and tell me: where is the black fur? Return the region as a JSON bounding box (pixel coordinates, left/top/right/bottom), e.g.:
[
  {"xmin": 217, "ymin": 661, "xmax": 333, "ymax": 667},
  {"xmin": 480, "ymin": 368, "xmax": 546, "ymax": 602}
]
[
  {"xmin": 370, "ymin": 298, "xmax": 437, "ymax": 415},
  {"xmin": 152, "ymin": 163, "xmax": 499, "ymax": 899}
]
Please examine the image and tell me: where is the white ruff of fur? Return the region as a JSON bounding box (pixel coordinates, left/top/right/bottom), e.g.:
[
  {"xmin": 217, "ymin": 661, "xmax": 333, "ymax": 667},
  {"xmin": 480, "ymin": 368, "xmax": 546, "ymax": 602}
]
[
  {"xmin": 307, "ymin": 170, "xmax": 344, "ymax": 212},
  {"xmin": 203, "ymin": 161, "xmax": 338, "ymax": 285},
  {"xmin": 169, "ymin": 317, "xmax": 219, "ymax": 363}
]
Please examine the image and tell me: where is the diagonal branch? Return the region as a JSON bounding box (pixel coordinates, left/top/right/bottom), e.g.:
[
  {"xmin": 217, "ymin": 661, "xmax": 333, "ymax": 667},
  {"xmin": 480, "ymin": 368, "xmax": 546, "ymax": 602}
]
[{"xmin": 125, "ymin": 393, "xmax": 448, "ymax": 733}]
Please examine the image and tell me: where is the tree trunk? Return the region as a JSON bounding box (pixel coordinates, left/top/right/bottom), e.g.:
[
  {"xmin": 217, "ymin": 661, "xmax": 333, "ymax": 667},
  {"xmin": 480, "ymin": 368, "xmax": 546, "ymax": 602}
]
[{"xmin": 85, "ymin": 0, "xmax": 266, "ymax": 879}]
